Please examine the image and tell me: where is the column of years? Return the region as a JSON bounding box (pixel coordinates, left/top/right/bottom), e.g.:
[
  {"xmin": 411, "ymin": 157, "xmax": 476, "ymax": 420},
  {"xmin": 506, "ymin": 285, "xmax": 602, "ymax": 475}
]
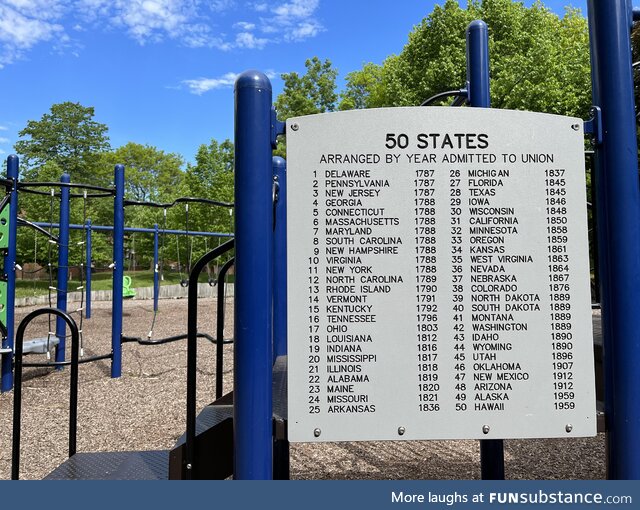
[
  {"xmin": 414, "ymin": 168, "xmax": 440, "ymax": 412},
  {"xmin": 545, "ymin": 168, "xmax": 577, "ymax": 411}
]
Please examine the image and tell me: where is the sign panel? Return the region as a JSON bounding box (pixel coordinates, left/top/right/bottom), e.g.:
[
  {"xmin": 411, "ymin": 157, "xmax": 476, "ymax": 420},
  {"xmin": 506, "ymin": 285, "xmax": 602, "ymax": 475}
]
[{"xmin": 286, "ymin": 107, "xmax": 596, "ymax": 442}]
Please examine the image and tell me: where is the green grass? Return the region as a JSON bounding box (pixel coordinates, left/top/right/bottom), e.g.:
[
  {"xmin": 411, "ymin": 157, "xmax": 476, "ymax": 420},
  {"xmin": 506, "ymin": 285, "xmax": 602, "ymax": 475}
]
[{"xmin": 15, "ymin": 269, "xmax": 231, "ymax": 299}]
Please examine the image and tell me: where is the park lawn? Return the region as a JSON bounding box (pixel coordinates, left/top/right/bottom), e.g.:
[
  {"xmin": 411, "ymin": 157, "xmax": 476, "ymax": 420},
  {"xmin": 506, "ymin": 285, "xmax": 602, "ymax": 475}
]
[{"xmin": 15, "ymin": 269, "xmax": 227, "ymax": 299}]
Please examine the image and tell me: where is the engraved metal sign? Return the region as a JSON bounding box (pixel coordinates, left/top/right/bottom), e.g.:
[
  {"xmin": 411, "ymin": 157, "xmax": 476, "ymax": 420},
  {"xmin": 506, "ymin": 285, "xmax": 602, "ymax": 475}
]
[{"xmin": 286, "ymin": 107, "xmax": 596, "ymax": 442}]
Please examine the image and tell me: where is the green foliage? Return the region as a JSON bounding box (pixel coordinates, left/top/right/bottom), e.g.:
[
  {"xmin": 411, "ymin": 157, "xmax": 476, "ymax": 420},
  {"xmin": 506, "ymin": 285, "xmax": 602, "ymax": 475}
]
[
  {"xmin": 275, "ymin": 57, "xmax": 339, "ymax": 118},
  {"xmin": 274, "ymin": 57, "xmax": 339, "ymax": 156},
  {"xmin": 12, "ymin": 102, "xmax": 234, "ymax": 279},
  {"xmin": 103, "ymin": 142, "xmax": 184, "ymax": 202},
  {"xmin": 15, "ymin": 102, "xmax": 111, "ymax": 183},
  {"xmin": 182, "ymin": 139, "xmax": 235, "ymax": 265},
  {"xmin": 339, "ymin": 0, "xmax": 591, "ymax": 118},
  {"xmin": 339, "ymin": 63, "xmax": 386, "ymax": 110}
]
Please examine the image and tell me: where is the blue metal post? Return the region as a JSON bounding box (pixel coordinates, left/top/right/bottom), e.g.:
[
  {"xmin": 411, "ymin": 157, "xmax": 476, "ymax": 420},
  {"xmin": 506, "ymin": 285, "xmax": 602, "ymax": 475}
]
[
  {"xmin": 1, "ymin": 155, "xmax": 19, "ymax": 392},
  {"xmin": 466, "ymin": 20, "xmax": 490, "ymax": 108},
  {"xmin": 111, "ymin": 164, "xmax": 125, "ymax": 378},
  {"xmin": 153, "ymin": 223, "xmax": 159, "ymax": 314},
  {"xmin": 587, "ymin": 1, "xmax": 640, "ymax": 479},
  {"xmin": 273, "ymin": 156, "xmax": 287, "ymax": 361},
  {"xmin": 466, "ymin": 19, "xmax": 505, "ymax": 481},
  {"xmin": 85, "ymin": 219, "xmax": 92, "ymax": 319},
  {"xmin": 234, "ymin": 70, "xmax": 274, "ymax": 479},
  {"xmin": 54, "ymin": 173, "xmax": 71, "ymax": 366}
]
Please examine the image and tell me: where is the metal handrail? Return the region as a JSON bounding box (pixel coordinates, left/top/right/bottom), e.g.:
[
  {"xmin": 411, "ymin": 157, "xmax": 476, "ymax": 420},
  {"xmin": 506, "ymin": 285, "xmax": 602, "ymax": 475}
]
[
  {"xmin": 216, "ymin": 258, "xmax": 235, "ymax": 400},
  {"xmin": 185, "ymin": 239, "xmax": 235, "ymax": 479},
  {"xmin": 12, "ymin": 308, "xmax": 80, "ymax": 480}
]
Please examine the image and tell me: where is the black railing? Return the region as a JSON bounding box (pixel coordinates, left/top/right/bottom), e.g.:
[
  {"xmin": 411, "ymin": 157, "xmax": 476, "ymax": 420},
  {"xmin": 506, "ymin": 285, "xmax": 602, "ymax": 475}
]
[
  {"xmin": 12, "ymin": 308, "xmax": 80, "ymax": 480},
  {"xmin": 216, "ymin": 258, "xmax": 235, "ymax": 400},
  {"xmin": 186, "ymin": 239, "xmax": 235, "ymax": 480}
]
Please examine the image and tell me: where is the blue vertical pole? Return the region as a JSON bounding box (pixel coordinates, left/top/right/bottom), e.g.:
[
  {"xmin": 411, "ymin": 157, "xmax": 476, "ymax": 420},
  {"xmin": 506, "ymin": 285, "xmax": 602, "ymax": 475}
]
[
  {"xmin": 587, "ymin": 1, "xmax": 640, "ymax": 479},
  {"xmin": 111, "ymin": 164, "xmax": 125, "ymax": 378},
  {"xmin": 273, "ymin": 156, "xmax": 287, "ymax": 361},
  {"xmin": 1, "ymin": 155, "xmax": 18, "ymax": 392},
  {"xmin": 467, "ymin": 19, "xmax": 505, "ymax": 481},
  {"xmin": 85, "ymin": 219, "xmax": 92, "ymax": 319},
  {"xmin": 234, "ymin": 70, "xmax": 274, "ymax": 479},
  {"xmin": 153, "ymin": 223, "xmax": 159, "ymax": 313},
  {"xmin": 55, "ymin": 173, "xmax": 71, "ymax": 366},
  {"xmin": 466, "ymin": 20, "xmax": 491, "ymax": 109}
]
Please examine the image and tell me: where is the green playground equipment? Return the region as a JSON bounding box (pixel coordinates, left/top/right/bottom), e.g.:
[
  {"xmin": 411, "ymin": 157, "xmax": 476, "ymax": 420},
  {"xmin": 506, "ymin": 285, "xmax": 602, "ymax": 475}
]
[{"xmin": 122, "ymin": 275, "xmax": 136, "ymax": 299}]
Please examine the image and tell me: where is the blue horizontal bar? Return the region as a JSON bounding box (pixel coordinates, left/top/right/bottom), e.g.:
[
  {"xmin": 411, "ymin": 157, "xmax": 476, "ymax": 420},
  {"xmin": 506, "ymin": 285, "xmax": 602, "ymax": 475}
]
[{"xmin": 30, "ymin": 222, "xmax": 233, "ymax": 238}]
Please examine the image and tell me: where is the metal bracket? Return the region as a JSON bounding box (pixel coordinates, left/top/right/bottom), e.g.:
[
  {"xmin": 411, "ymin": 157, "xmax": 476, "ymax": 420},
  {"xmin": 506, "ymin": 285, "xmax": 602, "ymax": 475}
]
[
  {"xmin": 584, "ymin": 106, "xmax": 603, "ymax": 145},
  {"xmin": 271, "ymin": 107, "xmax": 286, "ymax": 148}
]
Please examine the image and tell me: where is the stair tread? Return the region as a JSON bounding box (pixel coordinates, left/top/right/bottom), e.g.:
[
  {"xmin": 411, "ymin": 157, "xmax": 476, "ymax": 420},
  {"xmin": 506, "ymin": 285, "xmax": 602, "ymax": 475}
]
[{"xmin": 44, "ymin": 450, "xmax": 169, "ymax": 480}]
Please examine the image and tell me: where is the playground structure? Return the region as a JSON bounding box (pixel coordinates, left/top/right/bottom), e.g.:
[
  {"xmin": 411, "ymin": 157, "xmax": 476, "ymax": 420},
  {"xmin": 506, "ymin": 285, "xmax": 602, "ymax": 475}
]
[
  {"xmin": 0, "ymin": 165, "xmax": 234, "ymax": 390},
  {"xmin": 2, "ymin": 1, "xmax": 640, "ymax": 481}
]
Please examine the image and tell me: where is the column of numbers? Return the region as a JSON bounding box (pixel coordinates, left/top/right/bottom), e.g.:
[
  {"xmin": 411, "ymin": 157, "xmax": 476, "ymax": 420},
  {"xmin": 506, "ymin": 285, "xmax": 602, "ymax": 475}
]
[
  {"xmin": 308, "ymin": 171, "xmax": 321, "ymax": 414},
  {"xmin": 450, "ymin": 169, "xmax": 468, "ymax": 411},
  {"xmin": 414, "ymin": 168, "xmax": 440, "ymax": 412},
  {"xmin": 545, "ymin": 168, "xmax": 576, "ymax": 411}
]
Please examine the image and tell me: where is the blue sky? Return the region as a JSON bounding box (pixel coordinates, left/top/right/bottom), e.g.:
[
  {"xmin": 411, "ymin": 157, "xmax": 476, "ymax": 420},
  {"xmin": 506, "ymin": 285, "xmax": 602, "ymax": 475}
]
[{"xmin": 0, "ymin": 0, "xmax": 587, "ymax": 166}]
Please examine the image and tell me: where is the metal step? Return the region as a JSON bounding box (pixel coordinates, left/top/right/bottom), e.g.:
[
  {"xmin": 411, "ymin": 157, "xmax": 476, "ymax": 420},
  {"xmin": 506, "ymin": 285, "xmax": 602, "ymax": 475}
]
[
  {"xmin": 172, "ymin": 404, "xmax": 234, "ymax": 448},
  {"xmin": 169, "ymin": 355, "xmax": 289, "ymax": 480},
  {"xmin": 44, "ymin": 450, "xmax": 169, "ymax": 480},
  {"xmin": 169, "ymin": 405, "xmax": 234, "ymax": 480}
]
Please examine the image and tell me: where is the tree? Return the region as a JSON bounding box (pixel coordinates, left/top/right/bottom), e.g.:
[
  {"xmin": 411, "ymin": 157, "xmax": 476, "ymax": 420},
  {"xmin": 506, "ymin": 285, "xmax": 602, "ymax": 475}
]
[
  {"xmin": 15, "ymin": 102, "xmax": 111, "ymax": 183},
  {"xmin": 103, "ymin": 142, "xmax": 184, "ymax": 203},
  {"xmin": 97, "ymin": 143, "xmax": 185, "ymax": 269},
  {"xmin": 274, "ymin": 57, "xmax": 339, "ymax": 156},
  {"xmin": 275, "ymin": 57, "xmax": 339, "ymax": 118},
  {"xmin": 341, "ymin": 0, "xmax": 591, "ymax": 118},
  {"xmin": 339, "ymin": 63, "xmax": 385, "ymax": 110},
  {"xmin": 181, "ymin": 139, "xmax": 235, "ymax": 265}
]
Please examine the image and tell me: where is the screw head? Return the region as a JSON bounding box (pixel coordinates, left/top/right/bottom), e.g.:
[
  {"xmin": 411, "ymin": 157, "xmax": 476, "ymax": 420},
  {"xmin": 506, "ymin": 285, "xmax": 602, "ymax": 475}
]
[
  {"xmin": 398, "ymin": 426, "xmax": 405, "ymax": 436},
  {"xmin": 571, "ymin": 123, "xmax": 580, "ymax": 131},
  {"xmin": 482, "ymin": 425, "xmax": 490, "ymax": 435},
  {"xmin": 186, "ymin": 463, "xmax": 192, "ymax": 470},
  {"xmin": 313, "ymin": 428, "xmax": 321, "ymax": 437},
  {"xmin": 290, "ymin": 123, "xmax": 299, "ymax": 131},
  {"xmin": 565, "ymin": 424, "xmax": 573, "ymax": 433}
]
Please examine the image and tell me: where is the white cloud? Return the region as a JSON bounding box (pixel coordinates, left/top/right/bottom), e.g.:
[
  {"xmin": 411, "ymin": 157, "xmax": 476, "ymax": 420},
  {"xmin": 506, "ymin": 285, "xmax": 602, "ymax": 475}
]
[
  {"xmin": 272, "ymin": 0, "xmax": 318, "ymax": 21},
  {"xmin": 3, "ymin": 0, "xmax": 65, "ymax": 20},
  {"xmin": 0, "ymin": 126, "xmax": 7, "ymax": 131},
  {"xmin": 0, "ymin": 149, "xmax": 6, "ymax": 155},
  {"xmin": 0, "ymin": 137, "xmax": 9, "ymax": 144},
  {"xmin": 182, "ymin": 72, "xmax": 239, "ymax": 95},
  {"xmin": 75, "ymin": 0, "xmax": 234, "ymax": 48},
  {"xmin": 233, "ymin": 21, "xmax": 255, "ymax": 31},
  {"xmin": 0, "ymin": 2, "xmax": 65, "ymax": 67},
  {"xmin": 258, "ymin": 0, "xmax": 323, "ymax": 43},
  {"xmin": 235, "ymin": 31, "xmax": 268, "ymax": 50},
  {"xmin": 0, "ymin": 0, "xmax": 321, "ymax": 70},
  {"xmin": 182, "ymin": 70, "xmax": 276, "ymax": 95},
  {"xmin": 286, "ymin": 20, "xmax": 322, "ymax": 41}
]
